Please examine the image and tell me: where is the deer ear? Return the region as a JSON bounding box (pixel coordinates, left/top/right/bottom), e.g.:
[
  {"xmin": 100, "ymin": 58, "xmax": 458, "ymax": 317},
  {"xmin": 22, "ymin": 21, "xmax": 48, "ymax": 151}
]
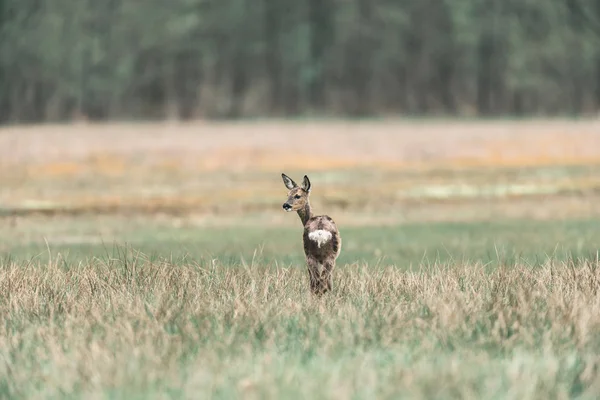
[
  {"xmin": 281, "ymin": 173, "xmax": 297, "ymax": 190},
  {"xmin": 302, "ymin": 175, "xmax": 311, "ymax": 192}
]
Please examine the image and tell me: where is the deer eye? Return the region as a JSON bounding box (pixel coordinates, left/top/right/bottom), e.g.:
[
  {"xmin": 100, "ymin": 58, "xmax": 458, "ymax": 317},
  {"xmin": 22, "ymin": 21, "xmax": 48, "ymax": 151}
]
[{"xmin": 294, "ymin": 195, "xmax": 301, "ymax": 199}]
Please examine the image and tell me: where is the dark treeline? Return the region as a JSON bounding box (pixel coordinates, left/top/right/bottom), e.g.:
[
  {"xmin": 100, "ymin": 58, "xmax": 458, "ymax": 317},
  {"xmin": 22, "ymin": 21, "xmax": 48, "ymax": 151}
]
[{"xmin": 1, "ymin": 0, "xmax": 600, "ymax": 123}]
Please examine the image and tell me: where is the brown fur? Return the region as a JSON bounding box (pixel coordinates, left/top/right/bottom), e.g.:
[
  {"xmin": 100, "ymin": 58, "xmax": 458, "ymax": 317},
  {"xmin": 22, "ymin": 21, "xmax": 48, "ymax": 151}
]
[{"xmin": 281, "ymin": 173, "xmax": 342, "ymax": 295}]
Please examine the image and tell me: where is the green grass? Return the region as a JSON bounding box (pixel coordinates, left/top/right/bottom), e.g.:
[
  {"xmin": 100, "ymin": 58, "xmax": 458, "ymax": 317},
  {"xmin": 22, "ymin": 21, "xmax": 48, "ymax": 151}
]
[
  {"xmin": 6, "ymin": 217, "xmax": 600, "ymax": 269},
  {"xmin": 2, "ymin": 215, "xmax": 600, "ymax": 399},
  {"xmin": 2, "ymin": 249, "xmax": 600, "ymax": 399},
  {"xmin": 5, "ymin": 118, "xmax": 600, "ymax": 398}
]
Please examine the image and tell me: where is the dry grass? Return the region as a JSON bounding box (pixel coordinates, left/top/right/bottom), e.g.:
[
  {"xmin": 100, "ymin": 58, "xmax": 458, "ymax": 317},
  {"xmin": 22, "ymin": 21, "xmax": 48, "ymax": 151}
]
[
  {"xmin": 2, "ymin": 119, "xmax": 600, "ymax": 169},
  {"xmin": 2, "ymin": 248, "xmax": 600, "ymax": 398},
  {"xmin": 2, "ymin": 119, "xmax": 600, "ymax": 222},
  {"xmin": 3, "ymin": 119, "xmax": 600, "ymax": 398}
]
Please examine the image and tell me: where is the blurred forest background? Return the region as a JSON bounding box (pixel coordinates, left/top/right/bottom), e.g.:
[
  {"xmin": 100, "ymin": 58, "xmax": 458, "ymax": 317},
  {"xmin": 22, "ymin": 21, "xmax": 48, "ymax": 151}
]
[
  {"xmin": 1, "ymin": 0, "xmax": 600, "ymax": 124},
  {"xmin": 6, "ymin": 3, "xmax": 600, "ymax": 398}
]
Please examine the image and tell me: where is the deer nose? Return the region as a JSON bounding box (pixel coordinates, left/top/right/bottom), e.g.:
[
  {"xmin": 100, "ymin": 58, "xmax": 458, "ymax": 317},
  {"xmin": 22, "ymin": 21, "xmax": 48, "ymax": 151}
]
[{"xmin": 282, "ymin": 203, "xmax": 292, "ymax": 211}]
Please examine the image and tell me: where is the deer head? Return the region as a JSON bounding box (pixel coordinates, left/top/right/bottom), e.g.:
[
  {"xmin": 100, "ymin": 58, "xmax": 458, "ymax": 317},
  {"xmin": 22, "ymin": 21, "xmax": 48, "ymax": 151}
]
[{"xmin": 281, "ymin": 173, "xmax": 311, "ymax": 212}]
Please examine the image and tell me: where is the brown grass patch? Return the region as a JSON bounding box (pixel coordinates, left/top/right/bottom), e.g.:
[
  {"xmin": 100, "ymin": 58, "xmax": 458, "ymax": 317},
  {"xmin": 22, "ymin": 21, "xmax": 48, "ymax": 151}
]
[
  {"xmin": 1, "ymin": 251, "xmax": 600, "ymax": 397},
  {"xmin": 2, "ymin": 119, "xmax": 600, "ymax": 170},
  {"xmin": 3, "ymin": 119, "xmax": 600, "ymax": 220}
]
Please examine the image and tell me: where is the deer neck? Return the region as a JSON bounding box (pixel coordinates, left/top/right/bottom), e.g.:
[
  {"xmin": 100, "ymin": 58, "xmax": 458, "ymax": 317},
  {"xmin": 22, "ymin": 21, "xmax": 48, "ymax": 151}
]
[{"xmin": 297, "ymin": 201, "xmax": 313, "ymax": 226}]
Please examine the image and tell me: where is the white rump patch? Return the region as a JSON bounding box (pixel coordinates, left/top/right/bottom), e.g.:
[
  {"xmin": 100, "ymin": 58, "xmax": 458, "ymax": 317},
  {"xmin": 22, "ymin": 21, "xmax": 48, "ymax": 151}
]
[{"xmin": 308, "ymin": 230, "xmax": 332, "ymax": 248}]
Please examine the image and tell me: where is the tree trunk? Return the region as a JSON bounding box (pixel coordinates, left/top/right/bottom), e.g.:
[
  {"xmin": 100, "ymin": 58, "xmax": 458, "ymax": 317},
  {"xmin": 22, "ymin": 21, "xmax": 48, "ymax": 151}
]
[
  {"xmin": 511, "ymin": 90, "xmax": 524, "ymax": 116},
  {"xmin": 476, "ymin": 33, "xmax": 494, "ymax": 116},
  {"xmin": 349, "ymin": 0, "xmax": 374, "ymax": 116},
  {"xmin": 307, "ymin": 0, "xmax": 334, "ymax": 109},
  {"xmin": 263, "ymin": 0, "xmax": 282, "ymax": 113},
  {"xmin": 228, "ymin": 54, "xmax": 248, "ymax": 118},
  {"xmin": 595, "ymin": 57, "xmax": 600, "ymax": 111},
  {"xmin": 436, "ymin": 2, "xmax": 456, "ymax": 114}
]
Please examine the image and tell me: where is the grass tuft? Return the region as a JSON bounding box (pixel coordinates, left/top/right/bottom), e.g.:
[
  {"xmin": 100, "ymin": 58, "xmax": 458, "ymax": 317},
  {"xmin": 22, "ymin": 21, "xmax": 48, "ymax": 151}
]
[{"xmin": 1, "ymin": 248, "xmax": 600, "ymax": 398}]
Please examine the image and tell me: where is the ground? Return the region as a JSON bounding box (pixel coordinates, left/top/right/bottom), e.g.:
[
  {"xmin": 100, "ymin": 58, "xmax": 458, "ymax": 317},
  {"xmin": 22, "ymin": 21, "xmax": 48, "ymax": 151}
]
[{"xmin": 1, "ymin": 119, "xmax": 600, "ymax": 399}]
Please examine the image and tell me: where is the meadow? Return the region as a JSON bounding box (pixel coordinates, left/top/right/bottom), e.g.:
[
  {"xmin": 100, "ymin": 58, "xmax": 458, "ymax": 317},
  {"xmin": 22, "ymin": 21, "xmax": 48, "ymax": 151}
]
[{"xmin": 2, "ymin": 119, "xmax": 600, "ymax": 399}]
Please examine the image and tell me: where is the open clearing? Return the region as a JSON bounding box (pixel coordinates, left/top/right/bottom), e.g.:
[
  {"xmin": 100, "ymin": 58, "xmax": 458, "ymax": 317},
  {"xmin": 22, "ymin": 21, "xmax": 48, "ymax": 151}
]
[
  {"xmin": 2, "ymin": 252, "xmax": 600, "ymax": 399},
  {"xmin": 2, "ymin": 119, "xmax": 600, "ymax": 216},
  {"xmin": 1, "ymin": 119, "xmax": 600, "ymax": 398}
]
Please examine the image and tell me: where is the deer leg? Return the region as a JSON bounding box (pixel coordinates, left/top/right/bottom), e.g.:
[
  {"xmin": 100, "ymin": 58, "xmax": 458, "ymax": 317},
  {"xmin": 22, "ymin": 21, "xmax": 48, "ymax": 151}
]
[
  {"xmin": 307, "ymin": 257, "xmax": 332, "ymax": 295},
  {"xmin": 306, "ymin": 257, "xmax": 321, "ymax": 294},
  {"xmin": 321, "ymin": 259, "xmax": 335, "ymax": 293}
]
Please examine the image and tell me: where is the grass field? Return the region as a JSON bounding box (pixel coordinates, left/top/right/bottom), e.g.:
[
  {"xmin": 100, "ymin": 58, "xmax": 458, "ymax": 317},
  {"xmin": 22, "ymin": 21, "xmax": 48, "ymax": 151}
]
[{"xmin": 2, "ymin": 119, "xmax": 600, "ymax": 399}]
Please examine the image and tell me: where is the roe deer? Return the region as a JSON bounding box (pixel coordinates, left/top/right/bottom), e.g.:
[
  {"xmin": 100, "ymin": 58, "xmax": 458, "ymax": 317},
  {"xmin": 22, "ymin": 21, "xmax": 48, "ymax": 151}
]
[{"xmin": 281, "ymin": 173, "xmax": 342, "ymax": 295}]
